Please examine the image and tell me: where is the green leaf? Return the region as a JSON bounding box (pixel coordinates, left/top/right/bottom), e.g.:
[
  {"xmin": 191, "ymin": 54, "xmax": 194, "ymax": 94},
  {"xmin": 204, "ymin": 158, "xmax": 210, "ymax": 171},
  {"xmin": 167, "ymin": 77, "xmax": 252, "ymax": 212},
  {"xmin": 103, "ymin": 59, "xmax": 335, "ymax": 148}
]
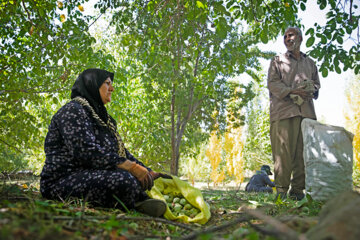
[
  {"xmin": 216, "ymin": 17, "xmax": 228, "ymax": 40},
  {"xmin": 306, "ymin": 36, "xmax": 315, "ymax": 47},
  {"xmin": 56, "ymin": 209, "xmax": 70, "ymax": 214},
  {"xmin": 320, "ymin": 35, "xmax": 327, "ymax": 44},
  {"xmin": 321, "ymin": 67, "xmax": 328, "ymax": 78},
  {"xmin": 336, "ymin": 36, "xmax": 343, "ymax": 44},
  {"xmin": 300, "ymin": 2, "xmax": 306, "ymax": 11},
  {"xmin": 305, "ymin": 28, "xmax": 314, "ymax": 35},
  {"xmin": 35, "ymin": 200, "xmax": 51, "ymax": 207},
  {"xmin": 196, "ymin": 1, "xmax": 205, "ymax": 9},
  {"xmin": 296, "ymin": 196, "xmax": 309, "ymax": 208},
  {"xmin": 260, "ymin": 31, "xmax": 268, "ymax": 44},
  {"xmin": 309, "ymin": 49, "xmax": 318, "ymax": 58},
  {"xmin": 319, "ymin": 1, "xmax": 327, "ymax": 10},
  {"xmin": 356, "ymin": 53, "xmax": 360, "ymax": 61},
  {"xmin": 325, "ymin": 30, "xmax": 332, "ymax": 39},
  {"xmin": 335, "ymin": 65, "xmax": 341, "ymax": 74},
  {"xmin": 214, "ymin": 2, "xmax": 227, "ymax": 14},
  {"xmin": 269, "ymin": 24, "xmax": 277, "ymax": 35},
  {"xmin": 183, "ymin": 25, "xmax": 193, "ymax": 39},
  {"xmin": 53, "ymin": 97, "xmax": 59, "ymax": 105},
  {"xmin": 345, "ymin": 26, "xmax": 352, "ymax": 34},
  {"xmin": 326, "ymin": 11, "xmax": 334, "ymax": 18},
  {"xmin": 355, "ymin": 65, "xmax": 360, "ymax": 75}
]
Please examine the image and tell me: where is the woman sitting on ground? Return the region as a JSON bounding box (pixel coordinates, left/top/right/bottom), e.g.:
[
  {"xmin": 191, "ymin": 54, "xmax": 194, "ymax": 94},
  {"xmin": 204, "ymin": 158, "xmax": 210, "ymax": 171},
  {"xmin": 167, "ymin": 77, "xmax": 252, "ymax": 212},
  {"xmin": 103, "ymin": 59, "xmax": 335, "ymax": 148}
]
[{"xmin": 40, "ymin": 68, "xmax": 170, "ymax": 217}]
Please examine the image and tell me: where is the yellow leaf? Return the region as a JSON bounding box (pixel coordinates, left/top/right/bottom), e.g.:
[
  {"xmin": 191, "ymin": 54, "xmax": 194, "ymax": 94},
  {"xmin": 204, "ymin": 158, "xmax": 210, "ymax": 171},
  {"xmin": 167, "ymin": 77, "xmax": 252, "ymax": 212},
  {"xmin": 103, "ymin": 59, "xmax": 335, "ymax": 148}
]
[
  {"xmin": 60, "ymin": 14, "xmax": 66, "ymax": 23},
  {"xmin": 29, "ymin": 25, "xmax": 34, "ymax": 35},
  {"xmin": 22, "ymin": 184, "xmax": 28, "ymax": 189},
  {"xmin": 285, "ymin": 2, "xmax": 290, "ymax": 7},
  {"xmin": 57, "ymin": 1, "xmax": 63, "ymax": 9},
  {"xmin": 78, "ymin": 5, "xmax": 84, "ymax": 12}
]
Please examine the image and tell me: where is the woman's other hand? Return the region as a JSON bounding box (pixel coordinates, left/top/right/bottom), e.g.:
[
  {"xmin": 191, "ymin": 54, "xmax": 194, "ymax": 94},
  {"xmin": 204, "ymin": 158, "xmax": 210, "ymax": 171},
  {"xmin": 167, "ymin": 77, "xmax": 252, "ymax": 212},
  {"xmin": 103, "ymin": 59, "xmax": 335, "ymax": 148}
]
[{"xmin": 149, "ymin": 171, "xmax": 172, "ymax": 180}]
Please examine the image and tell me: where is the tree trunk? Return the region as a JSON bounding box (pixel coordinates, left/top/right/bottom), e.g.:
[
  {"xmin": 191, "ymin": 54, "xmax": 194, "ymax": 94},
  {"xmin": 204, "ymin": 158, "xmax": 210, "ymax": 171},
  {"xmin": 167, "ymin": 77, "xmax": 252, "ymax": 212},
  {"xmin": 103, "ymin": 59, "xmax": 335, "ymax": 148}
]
[
  {"xmin": 169, "ymin": 2, "xmax": 203, "ymax": 175},
  {"xmin": 170, "ymin": 86, "xmax": 202, "ymax": 175},
  {"xmin": 170, "ymin": 83, "xmax": 178, "ymax": 175}
]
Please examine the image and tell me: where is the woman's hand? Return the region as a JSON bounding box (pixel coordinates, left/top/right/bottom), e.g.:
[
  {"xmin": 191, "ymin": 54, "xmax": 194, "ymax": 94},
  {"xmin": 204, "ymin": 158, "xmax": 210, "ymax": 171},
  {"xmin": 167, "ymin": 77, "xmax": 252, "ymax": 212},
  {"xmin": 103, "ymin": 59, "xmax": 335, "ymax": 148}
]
[
  {"xmin": 118, "ymin": 160, "xmax": 154, "ymax": 190},
  {"xmin": 149, "ymin": 171, "xmax": 172, "ymax": 180}
]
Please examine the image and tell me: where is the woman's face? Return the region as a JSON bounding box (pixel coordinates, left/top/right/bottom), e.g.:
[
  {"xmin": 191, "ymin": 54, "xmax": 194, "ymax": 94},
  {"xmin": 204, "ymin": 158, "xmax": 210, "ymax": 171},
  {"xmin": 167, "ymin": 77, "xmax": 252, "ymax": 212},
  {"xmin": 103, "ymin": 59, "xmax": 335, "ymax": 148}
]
[{"xmin": 99, "ymin": 77, "xmax": 114, "ymax": 104}]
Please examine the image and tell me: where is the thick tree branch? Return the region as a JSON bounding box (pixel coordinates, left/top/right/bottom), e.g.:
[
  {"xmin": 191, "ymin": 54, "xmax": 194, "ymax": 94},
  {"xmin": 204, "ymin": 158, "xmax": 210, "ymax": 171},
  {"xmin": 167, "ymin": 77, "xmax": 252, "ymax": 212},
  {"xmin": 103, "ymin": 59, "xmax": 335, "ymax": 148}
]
[
  {"xmin": 21, "ymin": 0, "xmax": 33, "ymax": 24},
  {"xmin": 0, "ymin": 139, "xmax": 24, "ymax": 154},
  {"xmin": 180, "ymin": 215, "xmax": 251, "ymax": 240},
  {"xmin": 243, "ymin": 207, "xmax": 302, "ymax": 240},
  {"xmin": 51, "ymin": 215, "xmax": 194, "ymax": 231},
  {"xmin": 154, "ymin": 0, "xmax": 169, "ymax": 15},
  {"xmin": 2, "ymin": 86, "xmax": 68, "ymax": 95},
  {"xmin": 249, "ymin": 0, "xmax": 262, "ymax": 23},
  {"xmin": 350, "ymin": 0, "xmax": 353, "ymax": 22},
  {"xmin": 88, "ymin": 12, "xmax": 105, "ymax": 29}
]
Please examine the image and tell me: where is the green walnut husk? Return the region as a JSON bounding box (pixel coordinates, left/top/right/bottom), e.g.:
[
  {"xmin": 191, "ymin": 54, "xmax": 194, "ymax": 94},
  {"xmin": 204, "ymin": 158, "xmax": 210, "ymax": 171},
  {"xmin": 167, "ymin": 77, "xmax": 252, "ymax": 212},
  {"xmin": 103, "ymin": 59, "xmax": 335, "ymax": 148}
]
[{"xmin": 161, "ymin": 191, "xmax": 201, "ymax": 218}]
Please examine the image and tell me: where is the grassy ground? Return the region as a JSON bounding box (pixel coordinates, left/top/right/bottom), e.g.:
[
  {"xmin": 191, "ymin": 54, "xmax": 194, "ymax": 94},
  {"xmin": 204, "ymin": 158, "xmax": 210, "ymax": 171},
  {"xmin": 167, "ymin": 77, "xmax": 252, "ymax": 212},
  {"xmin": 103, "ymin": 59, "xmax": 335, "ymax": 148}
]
[{"xmin": 0, "ymin": 175, "xmax": 325, "ymax": 240}]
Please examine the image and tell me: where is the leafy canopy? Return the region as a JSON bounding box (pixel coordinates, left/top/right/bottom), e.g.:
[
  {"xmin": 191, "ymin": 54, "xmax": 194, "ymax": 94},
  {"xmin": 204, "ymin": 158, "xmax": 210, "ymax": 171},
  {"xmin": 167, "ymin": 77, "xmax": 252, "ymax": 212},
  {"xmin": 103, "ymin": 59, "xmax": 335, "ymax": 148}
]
[{"xmin": 0, "ymin": 0, "xmax": 358, "ymax": 173}]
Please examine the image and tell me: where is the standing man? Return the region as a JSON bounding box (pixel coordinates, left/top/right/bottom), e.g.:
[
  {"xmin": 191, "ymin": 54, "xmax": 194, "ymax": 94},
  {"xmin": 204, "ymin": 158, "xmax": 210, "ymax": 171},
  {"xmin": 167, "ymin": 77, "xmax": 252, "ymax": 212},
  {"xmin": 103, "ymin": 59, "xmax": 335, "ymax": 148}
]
[{"xmin": 267, "ymin": 27, "xmax": 320, "ymax": 201}]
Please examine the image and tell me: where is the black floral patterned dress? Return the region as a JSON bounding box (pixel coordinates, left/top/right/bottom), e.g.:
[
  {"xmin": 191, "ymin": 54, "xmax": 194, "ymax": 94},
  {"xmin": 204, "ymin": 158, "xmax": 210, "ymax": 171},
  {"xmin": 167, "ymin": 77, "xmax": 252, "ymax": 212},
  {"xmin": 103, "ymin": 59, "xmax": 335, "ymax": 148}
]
[{"xmin": 40, "ymin": 100, "xmax": 150, "ymax": 209}]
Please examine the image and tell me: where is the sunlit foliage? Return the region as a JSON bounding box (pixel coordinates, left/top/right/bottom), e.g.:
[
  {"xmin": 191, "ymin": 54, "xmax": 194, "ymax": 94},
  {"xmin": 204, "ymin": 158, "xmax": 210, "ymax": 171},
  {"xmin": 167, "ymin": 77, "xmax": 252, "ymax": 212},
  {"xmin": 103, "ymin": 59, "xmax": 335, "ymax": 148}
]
[
  {"xmin": 223, "ymin": 86, "xmax": 246, "ymax": 184},
  {"xmin": 243, "ymin": 75, "xmax": 272, "ymax": 171},
  {"xmin": 344, "ymin": 74, "xmax": 360, "ymax": 184},
  {"xmin": 1, "ymin": 0, "xmax": 358, "ymax": 175},
  {"xmin": 206, "ymin": 130, "xmax": 226, "ymax": 186},
  {"xmin": 224, "ymin": 127, "xmax": 245, "ymax": 185}
]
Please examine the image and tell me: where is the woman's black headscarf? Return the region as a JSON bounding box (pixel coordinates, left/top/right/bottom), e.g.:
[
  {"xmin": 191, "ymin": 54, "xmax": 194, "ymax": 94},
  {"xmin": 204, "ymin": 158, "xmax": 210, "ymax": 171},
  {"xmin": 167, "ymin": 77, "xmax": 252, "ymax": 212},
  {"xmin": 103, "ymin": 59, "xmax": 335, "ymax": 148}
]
[{"xmin": 71, "ymin": 68, "xmax": 114, "ymax": 123}]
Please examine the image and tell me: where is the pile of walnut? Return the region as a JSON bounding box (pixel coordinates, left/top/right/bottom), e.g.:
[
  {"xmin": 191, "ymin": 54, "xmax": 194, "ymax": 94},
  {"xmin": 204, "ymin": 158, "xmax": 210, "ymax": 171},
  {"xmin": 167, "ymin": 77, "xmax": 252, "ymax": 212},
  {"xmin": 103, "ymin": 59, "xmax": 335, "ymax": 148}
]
[{"xmin": 163, "ymin": 193, "xmax": 200, "ymax": 218}]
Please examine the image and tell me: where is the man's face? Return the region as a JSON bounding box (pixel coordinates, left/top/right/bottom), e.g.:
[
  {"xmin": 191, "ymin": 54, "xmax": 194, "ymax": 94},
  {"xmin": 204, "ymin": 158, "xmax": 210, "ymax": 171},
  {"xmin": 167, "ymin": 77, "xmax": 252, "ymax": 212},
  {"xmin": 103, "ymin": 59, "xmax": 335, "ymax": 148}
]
[{"xmin": 284, "ymin": 29, "xmax": 302, "ymax": 52}]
